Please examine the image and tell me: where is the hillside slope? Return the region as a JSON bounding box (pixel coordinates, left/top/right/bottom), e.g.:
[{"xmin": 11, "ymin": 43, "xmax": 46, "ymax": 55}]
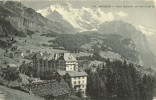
[{"xmin": 0, "ymin": 85, "xmax": 44, "ymax": 100}]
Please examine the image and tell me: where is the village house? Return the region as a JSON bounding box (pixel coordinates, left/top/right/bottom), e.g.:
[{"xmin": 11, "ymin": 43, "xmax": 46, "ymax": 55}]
[
  {"xmin": 14, "ymin": 51, "xmax": 24, "ymax": 58},
  {"xmin": 32, "ymin": 52, "xmax": 88, "ymax": 96},
  {"xmin": 55, "ymin": 71, "xmax": 88, "ymax": 96},
  {"xmin": 57, "ymin": 53, "xmax": 78, "ymax": 71},
  {"xmin": 0, "ymin": 64, "xmax": 18, "ymax": 74},
  {"xmin": 32, "ymin": 52, "xmax": 58, "ymax": 77},
  {"xmin": 26, "ymin": 50, "xmax": 31, "ymax": 54},
  {"xmin": 6, "ymin": 64, "xmax": 19, "ymax": 70},
  {"xmin": 22, "ymin": 80, "xmax": 69, "ymax": 100},
  {"xmin": 64, "ymin": 71, "xmax": 88, "ymax": 95}
]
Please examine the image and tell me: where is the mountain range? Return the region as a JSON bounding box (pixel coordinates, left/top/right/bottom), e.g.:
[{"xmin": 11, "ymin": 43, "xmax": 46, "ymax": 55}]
[
  {"xmin": 37, "ymin": 2, "xmax": 116, "ymax": 31},
  {"xmin": 37, "ymin": 2, "xmax": 156, "ymax": 69},
  {"xmin": 0, "ymin": 1, "xmax": 156, "ymax": 70}
]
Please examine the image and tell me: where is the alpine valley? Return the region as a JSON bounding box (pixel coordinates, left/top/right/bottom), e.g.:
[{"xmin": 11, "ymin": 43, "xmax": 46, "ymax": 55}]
[
  {"xmin": 0, "ymin": 1, "xmax": 156, "ymax": 71},
  {"xmin": 0, "ymin": 1, "xmax": 156, "ymax": 100}
]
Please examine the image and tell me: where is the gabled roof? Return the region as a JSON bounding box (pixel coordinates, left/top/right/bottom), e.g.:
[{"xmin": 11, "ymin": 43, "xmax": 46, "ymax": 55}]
[
  {"xmin": 22, "ymin": 80, "xmax": 69, "ymax": 97},
  {"xmin": 59, "ymin": 53, "xmax": 77, "ymax": 62},
  {"xmin": 66, "ymin": 71, "xmax": 88, "ymax": 77},
  {"xmin": 32, "ymin": 52, "xmax": 45, "ymax": 60},
  {"xmin": 8, "ymin": 64, "xmax": 17, "ymax": 68},
  {"xmin": 32, "ymin": 52, "xmax": 57, "ymax": 61},
  {"xmin": 57, "ymin": 71, "xmax": 66, "ymax": 76}
]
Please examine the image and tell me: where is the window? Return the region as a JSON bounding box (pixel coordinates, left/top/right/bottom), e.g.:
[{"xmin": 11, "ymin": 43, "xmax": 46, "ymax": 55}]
[
  {"xmin": 82, "ymin": 91, "xmax": 85, "ymax": 94},
  {"xmin": 60, "ymin": 61, "xmax": 64, "ymax": 63},
  {"xmin": 78, "ymin": 81, "xmax": 80, "ymax": 84},
  {"xmin": 48, "ymin": 61, "xmax": 51, "ymax": 68},
  {"xmin": 82, "ymin": 85, "xmax": 84, "ymax": 88},
  {"xmin": 39, "ymin": 60, "xmax": 42, "ymax": 67},
  {"xmin": 74, "ymin": 81, "xmax": 76, "ymax": 84},
  {"xmin": 82, "ymin": 80, "xmax": 84, "ymax": 84}
]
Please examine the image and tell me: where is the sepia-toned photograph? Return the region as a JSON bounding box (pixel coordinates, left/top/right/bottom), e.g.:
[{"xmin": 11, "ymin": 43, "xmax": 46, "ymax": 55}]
[{"xmin": 0, "ymin": 0, "xmax": 156, "ymax": 100}]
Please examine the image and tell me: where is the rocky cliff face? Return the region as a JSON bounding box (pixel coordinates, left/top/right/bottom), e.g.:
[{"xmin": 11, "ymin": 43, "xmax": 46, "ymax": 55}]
[
  {"xmin": 147, "ymin": 34, "xmax": 156, "ymax": 55},
  {"xmin": 97, "ymin": 20, "xmax": 156, "ymax": 68},
  {"xmin": 0, "ymin": 1, "xmax": 75, "ymax": 37}
]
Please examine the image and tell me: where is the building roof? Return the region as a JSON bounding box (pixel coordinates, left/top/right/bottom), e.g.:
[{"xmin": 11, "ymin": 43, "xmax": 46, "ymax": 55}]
[
  {"xmin": 32, "ymin": 52, "xmax": 45, "ymax": 60},
  {"xmin": 8, "ymin": 64, "xmax": 17, "ymax": 68},
  {"xmin": 59, "ymin": 53, "xmax": 77, "ymax": 62},
  {"xmin": 57, "ymin": 71, "xmax": 66, "ymax": 76},
  {"xmin": 22, "ymin": 80, "xmax": 69, "ymax": 97},
  {"xmin": 6, "ymin": 64, "xmax": 19, "ymax": 70},
  {"xmin": 32, "ymin": 52, "xmax": 58, "ymax": 61},
  {"xmin": 66, "ymin": 71, "xmax": 88, "ymax": 77}
]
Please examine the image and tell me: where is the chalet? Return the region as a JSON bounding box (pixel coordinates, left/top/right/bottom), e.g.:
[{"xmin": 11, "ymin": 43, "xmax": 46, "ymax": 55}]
[
  {"xmin": 6, "ymin": 64, "xmax": 19, "ymax": 70},
  {"xmin": 14, "ymin": 51, "xmax": 24, "ymax": 58},
  {"xmin": 57, "ymin": 53, "xmax": 78, "ymax": 71},
  {"xmin": 65, "ymin": 71, "xmax": 88, "ymax": 96},
  {"xmin": 22, "ymin": 80, "xmax": 69, "ymax": 100},
  {"xmin": 26, "ymin": 50, "xmax": 31, "ymax": 53}
]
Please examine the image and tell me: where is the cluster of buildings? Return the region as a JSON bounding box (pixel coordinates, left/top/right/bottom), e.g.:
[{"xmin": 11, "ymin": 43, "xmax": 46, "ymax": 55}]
[{"xmin": 32, "ymin": 52, "xmax": 88, "ymax": 96}]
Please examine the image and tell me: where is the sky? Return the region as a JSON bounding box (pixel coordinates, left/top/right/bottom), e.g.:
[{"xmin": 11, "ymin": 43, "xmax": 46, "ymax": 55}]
[{"xmin": 23, "ymin": 0, "xmax": 156, "ymax": 28}]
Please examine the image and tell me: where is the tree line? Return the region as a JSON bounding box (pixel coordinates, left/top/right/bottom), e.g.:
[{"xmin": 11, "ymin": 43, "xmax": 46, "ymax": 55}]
[{"xmin": 85, "ymin": 59, "xmax": 156, "ymax": 100}]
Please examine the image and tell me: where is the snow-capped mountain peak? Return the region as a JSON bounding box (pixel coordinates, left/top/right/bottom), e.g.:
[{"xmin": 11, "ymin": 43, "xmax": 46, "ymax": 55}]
[
  {"xmin": 37, "ymin": 2, "xmax": 128, "ymax": 31},
  {"xmin": 136, "ymin": 25, "xmax": 156, "ymax": 36}
]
